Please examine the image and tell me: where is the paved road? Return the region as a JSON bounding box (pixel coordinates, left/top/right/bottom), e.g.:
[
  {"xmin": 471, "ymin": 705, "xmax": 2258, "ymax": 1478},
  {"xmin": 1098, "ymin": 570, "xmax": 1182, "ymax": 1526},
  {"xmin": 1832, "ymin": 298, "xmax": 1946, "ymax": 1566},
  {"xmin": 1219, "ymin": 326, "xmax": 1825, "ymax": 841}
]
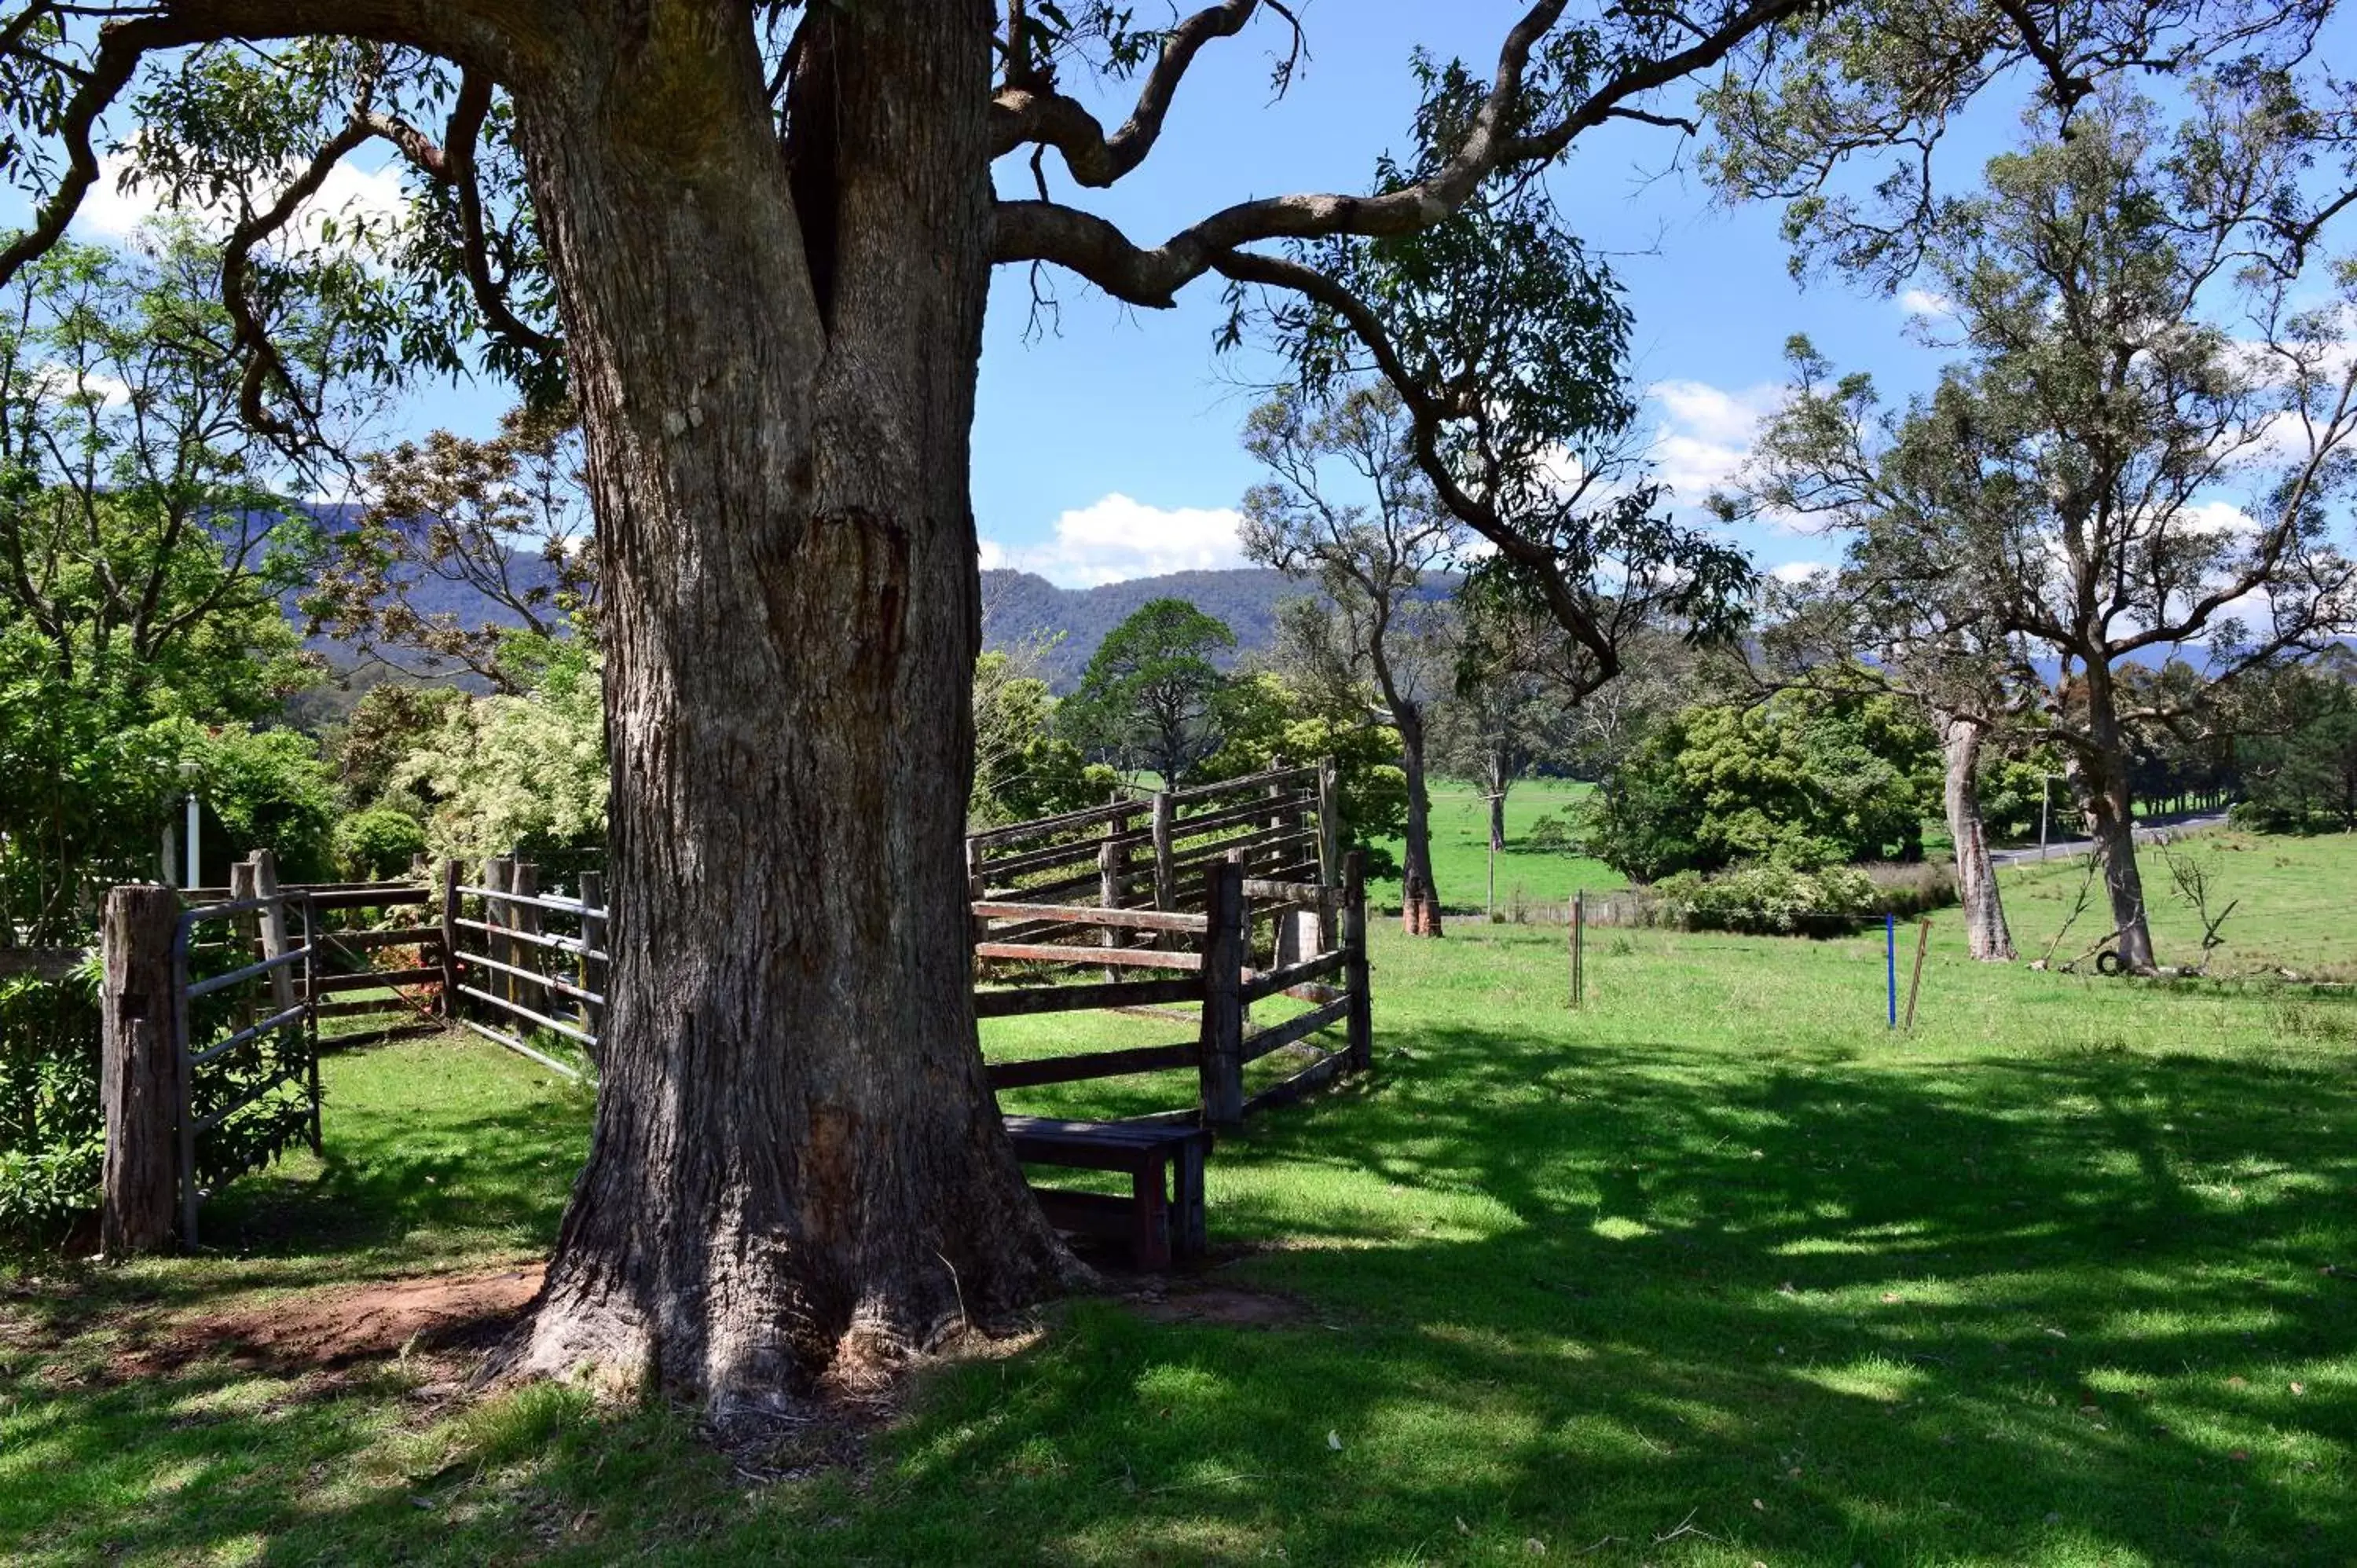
[{"xmin": 1991, "ymin": 810, "xmax": 2230, "ymax": 866}]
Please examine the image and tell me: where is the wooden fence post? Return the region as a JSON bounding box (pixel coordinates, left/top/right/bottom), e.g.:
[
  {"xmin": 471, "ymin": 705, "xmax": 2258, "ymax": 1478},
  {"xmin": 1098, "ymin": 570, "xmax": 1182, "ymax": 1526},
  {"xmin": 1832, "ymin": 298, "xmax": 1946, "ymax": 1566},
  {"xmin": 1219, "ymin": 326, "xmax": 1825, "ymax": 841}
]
[
  {"xmin": 100, "ymin": 885, "xmax": 181, "ymax": 1256},
  {"xmin": 1570, "ymin": 889, "xmax": 1585, "ymax": 1009},
  {"xmin": 1315, "ymin": 757, "xmax": 1342, "ymax": 951},
  {"xmin": 228, "ymin": 856, "xmax": 262, "ymax": 1032},
  {"xmin": 484, "ymin": 856, "xmax": 514, "ymax": 1007},
  {"xmin": 1263, "ymin": 755, "xmax": 1288, "ymax": 879},
  {"xmin": 1343, "ymin": 849, "xmax": 1373, "ymax": 1072},
  {"xmin": 1099, "ymin": 794, "xmax": 1127, "ymax": 980},
  {"xmin": 438, "ymin": 859, "xmax": 462, "ymax": 1020},
  {"xmin": 511, "ymin": 860, "xmax": 544, "ymax": 1014},
  {"xmin": 579, "ymin": 870, "xmax": 607, "ymax": 1054},
  {"xmin": 1904, "ymin": 917, "xmax": 1932, "ymax": 1033},
  {"xmin": 1197, "ymin": 860, "xmax": 1247, "ymax": 1128},
  {"xmin": 1151, "ymin": 790, "xmax": 1176, "ymax": 914},
  {"xmin": 248, "ymin": 849, "xmax": 295, "ymax": 1016}
]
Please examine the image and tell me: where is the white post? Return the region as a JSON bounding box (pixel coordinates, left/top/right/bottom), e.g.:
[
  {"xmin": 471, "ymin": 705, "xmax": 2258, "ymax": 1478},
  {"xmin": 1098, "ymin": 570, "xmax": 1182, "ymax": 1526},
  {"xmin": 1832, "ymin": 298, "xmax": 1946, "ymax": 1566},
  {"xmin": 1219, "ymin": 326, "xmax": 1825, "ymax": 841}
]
[
  {"xmin": 183, "ymin": 792, "xmax": 200, "ymax": 889},
  {"xmin": 2039, "ymin": 775, "xmax": 2053, "ymax": 861}
]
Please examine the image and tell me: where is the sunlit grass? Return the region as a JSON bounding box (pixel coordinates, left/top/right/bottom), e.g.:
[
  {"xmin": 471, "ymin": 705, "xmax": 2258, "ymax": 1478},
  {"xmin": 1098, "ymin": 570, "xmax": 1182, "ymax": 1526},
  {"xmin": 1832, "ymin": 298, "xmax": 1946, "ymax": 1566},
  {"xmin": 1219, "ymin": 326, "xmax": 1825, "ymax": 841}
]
[{"xmin": 2, "ymin": 829, "xmax": 2353, "ymax": 1563}]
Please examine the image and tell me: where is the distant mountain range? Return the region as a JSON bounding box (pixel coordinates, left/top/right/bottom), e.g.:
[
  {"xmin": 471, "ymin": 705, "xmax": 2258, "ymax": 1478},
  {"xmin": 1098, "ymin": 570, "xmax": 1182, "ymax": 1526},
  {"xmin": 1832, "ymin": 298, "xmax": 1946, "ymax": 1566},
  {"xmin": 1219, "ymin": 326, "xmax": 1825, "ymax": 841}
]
[{"xmin": 980, "ymin": 568, "xmax": 1311, "ymax": 690}]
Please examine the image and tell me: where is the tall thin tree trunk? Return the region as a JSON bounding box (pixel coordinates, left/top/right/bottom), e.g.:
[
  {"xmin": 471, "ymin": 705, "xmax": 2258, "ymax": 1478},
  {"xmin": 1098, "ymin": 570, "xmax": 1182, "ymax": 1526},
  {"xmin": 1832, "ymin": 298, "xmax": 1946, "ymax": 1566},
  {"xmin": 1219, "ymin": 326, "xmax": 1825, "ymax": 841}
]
[
  {"xmin": 1396, "ymin": 701, "xmax": 1442, "ymax": 936},
  {"xmin": 1936, "ymin": 709, "xmax": 2014, "ymax": 962},
  {"xmin": 1486, "ymin": 746, "xmax": 1508, "ymax": 854},
  {"xmin": 514, "ymin": 5, "xmax": 1078, "ymax": 1405},
  {"xmin": 2069, "ymin": 670, "xmax": 2157, "ymax": 973}
]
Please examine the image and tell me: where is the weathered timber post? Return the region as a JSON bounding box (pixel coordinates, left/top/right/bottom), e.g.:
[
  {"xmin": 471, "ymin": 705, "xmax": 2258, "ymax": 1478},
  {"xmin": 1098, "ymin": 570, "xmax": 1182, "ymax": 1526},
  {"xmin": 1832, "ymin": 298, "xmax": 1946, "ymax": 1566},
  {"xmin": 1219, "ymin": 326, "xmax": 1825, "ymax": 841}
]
[
  {"xmin": 437, "ymin": 859, "xmax": 463, "ymax": 1020},
  {"xmin": 483, "ymin": 857, "xmax": 514, "ymax": 1007},
  {"xmin": 1343, "ymin": 850, "xmax": 1373, "ymax": 1073},
  {"xmin": 100, "ymin": 885, "xmax": 181, "ymax": 1256},
  {"xmin": 248, "ymin": 849, "xmax": 295, "ymax": 1016},
  {"xmin": 1315, "ymin": 757, "xmax": 1342, "ymax": 950},
  {"xmin": 1197, "ymin": 859, "xmax": 1248, "ymax": 1128},
  {"xmin": 963, "ymin": 838, "xmax": 989, "ymax": 965},
  {"xmin": 1263, "ymin": 756, "xmax": 1289, "ymax": 880},
  {"xmin": 1570, "ymin": 890, "xmax": 1586, "ymax": 1009},
  {"xmin": 1904, "ymin": 917, "xmax": 1932, "ymax": 1033},
  {"xmin": 511, "ymin": 861, "xmax": 544, "ymax": 1014},
  {"xmin": 1100, "ymin": 793, "xmax": 1127, "ymax": 981},
  {"xmin": 1151, "ymin": 790, "xmax": 1177, "ymax": 912},
  {"xmin": 228, "ymin": 857, "xmax": 262, "ymax": 1033},
  {"xmin": 579, "ymin": 870, "xmax": 607, "ymax": 1056}
]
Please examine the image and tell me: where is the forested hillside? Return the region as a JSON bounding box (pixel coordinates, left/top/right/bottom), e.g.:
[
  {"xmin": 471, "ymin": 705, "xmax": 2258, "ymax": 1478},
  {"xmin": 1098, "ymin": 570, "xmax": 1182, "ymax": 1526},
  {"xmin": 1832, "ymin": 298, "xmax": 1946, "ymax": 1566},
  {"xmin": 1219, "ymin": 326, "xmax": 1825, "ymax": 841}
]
[{"xmin": 980, "ymin": 568, "xmax": 1307, "ymax": 689}]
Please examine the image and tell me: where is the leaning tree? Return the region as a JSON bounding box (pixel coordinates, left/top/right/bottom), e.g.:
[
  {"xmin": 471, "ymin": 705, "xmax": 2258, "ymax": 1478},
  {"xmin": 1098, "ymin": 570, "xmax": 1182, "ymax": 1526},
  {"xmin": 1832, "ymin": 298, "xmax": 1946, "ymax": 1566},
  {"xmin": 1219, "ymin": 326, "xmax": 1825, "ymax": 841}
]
[{"xmin": 0, "ymin": 0, "xmax": 2308, "ymax": 1401}]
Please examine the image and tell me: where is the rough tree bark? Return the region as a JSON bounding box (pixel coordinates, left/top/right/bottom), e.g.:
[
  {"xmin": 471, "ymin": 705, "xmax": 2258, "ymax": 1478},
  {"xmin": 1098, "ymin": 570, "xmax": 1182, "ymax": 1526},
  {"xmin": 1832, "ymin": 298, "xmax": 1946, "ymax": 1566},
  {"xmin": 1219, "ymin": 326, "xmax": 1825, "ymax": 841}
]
[
  {"xmin": 511, "ymin": 6, "xmax": 1079, "ymax": 1402},
  {"xmin": 2066, "ymin": 668, "xmax": 2157, "ymax": 974},
  {"xmin": 1395, "ymin": 698, "xmax": 1443, "ymax": 936},
  {"xmin": 1486, "ymin": 747, "xmax": 1510, "ymax": 855},
  {"xmin": 1934, "ymin": 710, "xmax": 2014, "ymax": 962}
]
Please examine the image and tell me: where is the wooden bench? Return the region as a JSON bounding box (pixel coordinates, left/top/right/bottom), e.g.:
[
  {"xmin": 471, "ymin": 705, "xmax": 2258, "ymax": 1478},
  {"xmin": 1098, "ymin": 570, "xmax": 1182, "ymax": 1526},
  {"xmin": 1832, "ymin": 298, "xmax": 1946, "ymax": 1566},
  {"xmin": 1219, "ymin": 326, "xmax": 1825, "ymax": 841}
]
[{"xmin": 1003, "ymin": 1116, "xmax": 1210, "ymax": 1270}]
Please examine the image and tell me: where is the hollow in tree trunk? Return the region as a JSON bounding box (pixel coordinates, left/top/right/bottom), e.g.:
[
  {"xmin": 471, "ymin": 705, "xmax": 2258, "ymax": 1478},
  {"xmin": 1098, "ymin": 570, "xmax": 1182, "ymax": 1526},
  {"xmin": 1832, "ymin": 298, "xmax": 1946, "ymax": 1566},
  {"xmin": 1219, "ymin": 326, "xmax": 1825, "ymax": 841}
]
[
  {"xmin": 513, "ymin": 8, "xmax": 1079, "ymax": 1406},
  {"xmin": 1936, "ymin": 710, "xmax": 2014, "ymax": 962}
]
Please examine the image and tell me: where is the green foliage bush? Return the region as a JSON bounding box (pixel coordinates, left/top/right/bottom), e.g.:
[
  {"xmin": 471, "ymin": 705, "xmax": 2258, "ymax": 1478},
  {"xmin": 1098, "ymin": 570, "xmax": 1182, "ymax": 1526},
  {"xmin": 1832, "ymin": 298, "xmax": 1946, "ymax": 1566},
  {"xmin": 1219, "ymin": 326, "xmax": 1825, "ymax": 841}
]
[
  {"xmin": 1198, "ymin": 671, "xmax": 1407, "ymax": 877},
  {"xmin": 1523, "ymin": 812, "xmax": 1571, "ymax": 850},
  {"xmin": 333, "ymin": 806, "xmax": 430, "ymax": 881},
  {"xmin": 1654, "ymin": 863, "xmax": 1879, "ymax": 935},
  {"xmin": 394, "ymin": 640, "xmax": 608, "ymax": 860},
  {"xmin": 1578, "ymin": 685, "xmax": 1937, "ymax": 881},
  {"xmin": 0, "ymin": 965, "xmax": 103, "ymax": 1238}
]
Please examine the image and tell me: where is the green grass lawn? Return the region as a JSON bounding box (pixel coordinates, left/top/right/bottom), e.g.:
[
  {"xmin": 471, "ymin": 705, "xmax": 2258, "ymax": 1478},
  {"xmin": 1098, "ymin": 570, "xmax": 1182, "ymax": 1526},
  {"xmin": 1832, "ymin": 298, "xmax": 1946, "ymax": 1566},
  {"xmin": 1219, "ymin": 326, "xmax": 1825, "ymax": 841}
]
[
  {"xmin": 5, "ymin": 830, "xmax": 2355, "ymax": 1565},
  {"xmin": 1373, "ymin": 776, "xmax": 1624, "ymax": 918}
]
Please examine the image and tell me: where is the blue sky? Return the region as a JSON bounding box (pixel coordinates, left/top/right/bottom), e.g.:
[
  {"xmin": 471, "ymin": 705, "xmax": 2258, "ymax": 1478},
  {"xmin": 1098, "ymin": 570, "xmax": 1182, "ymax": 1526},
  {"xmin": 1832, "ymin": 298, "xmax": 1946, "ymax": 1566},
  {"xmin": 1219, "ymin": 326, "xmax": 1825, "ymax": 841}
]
[{"xmin": 13, "ymin": 3, "xmax": 2066, "ymax": 588}]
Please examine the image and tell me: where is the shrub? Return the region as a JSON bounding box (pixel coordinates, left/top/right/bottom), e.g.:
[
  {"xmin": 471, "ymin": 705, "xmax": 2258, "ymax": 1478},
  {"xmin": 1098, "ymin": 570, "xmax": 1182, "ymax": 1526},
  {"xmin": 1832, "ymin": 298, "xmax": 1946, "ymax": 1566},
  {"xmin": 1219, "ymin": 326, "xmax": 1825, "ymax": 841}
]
[
  {"xmin": 1654, "ymin": 863, "xmax": 1880, "ymax": 935},
  {"xmin": 333, "ymin": 806, "xmax": 430, "ymax": 881},
  {"xmin": 0, "ymin": 963, "xmax": 103, "ymax": 1240},
  {"xmin": 1524, "ymin": 812, "xmax": 1571, "ymax": 850}
]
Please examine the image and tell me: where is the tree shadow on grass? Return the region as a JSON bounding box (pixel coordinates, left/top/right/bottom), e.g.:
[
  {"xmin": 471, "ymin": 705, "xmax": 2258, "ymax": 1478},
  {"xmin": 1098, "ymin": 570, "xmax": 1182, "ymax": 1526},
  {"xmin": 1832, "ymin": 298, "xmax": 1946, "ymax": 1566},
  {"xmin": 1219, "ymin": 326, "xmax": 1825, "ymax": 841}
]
[{"xmin": 6, "ymin": 1018, "xmax": 2355, "ymax": 1566}]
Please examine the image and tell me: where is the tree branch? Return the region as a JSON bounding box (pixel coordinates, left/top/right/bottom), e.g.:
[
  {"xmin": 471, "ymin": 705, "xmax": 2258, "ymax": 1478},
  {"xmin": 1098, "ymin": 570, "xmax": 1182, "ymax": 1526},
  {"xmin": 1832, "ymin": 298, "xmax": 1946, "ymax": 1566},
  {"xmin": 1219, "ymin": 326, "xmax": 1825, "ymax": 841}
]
[
  {"xmin": 995, "ymin": 0, "xmax": 1810, "ymax": 302},
  {"xmin": 990, "ymin": 0, "xmax": 1290, "ymax": 186}
]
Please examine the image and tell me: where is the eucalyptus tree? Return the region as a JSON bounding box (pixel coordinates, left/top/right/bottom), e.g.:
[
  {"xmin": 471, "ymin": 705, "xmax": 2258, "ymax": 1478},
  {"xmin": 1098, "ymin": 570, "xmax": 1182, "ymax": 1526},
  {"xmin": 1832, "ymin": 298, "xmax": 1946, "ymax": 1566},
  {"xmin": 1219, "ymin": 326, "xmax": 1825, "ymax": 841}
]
[
  {"xmin": 1752, "ymin": 564, "xmax": 2026, "ymax": 962},
  {"xmin": 0, "ymin": 0, "xmax": 2302, "ymax": 1401},
  {"xmin": 1729, "ymin": 94, "xmax": 2357, "ymax": 973},
  {"xmin": 1242, "ymin": 382, "xmax": 1461, "ymax": 936}
]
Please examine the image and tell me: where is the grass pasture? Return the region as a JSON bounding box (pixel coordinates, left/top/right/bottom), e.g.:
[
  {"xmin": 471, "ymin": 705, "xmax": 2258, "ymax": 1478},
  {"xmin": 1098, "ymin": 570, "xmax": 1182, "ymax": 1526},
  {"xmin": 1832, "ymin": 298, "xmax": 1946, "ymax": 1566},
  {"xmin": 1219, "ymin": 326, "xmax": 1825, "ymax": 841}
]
[
  {"xmin": 2, "ymin": 830, "xmax": 2355, "ymax": 1565},
  {"xmin": 1379, "ymin": 777, "xmax": 1622, "ymax": 917}
]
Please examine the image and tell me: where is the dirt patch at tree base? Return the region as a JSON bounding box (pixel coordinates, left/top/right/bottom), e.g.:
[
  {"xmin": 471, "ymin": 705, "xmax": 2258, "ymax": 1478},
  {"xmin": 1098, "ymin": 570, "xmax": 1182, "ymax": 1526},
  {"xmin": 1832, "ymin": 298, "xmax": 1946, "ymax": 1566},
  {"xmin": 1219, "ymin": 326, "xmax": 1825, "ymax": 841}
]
[
  {"xmin": 1124, "ymin": 1283, "xmax": 1307, "ymax": 1328},
  {"xmin": 119, "ymin": 1265, "xmax": 544, "ymax": 1378}
]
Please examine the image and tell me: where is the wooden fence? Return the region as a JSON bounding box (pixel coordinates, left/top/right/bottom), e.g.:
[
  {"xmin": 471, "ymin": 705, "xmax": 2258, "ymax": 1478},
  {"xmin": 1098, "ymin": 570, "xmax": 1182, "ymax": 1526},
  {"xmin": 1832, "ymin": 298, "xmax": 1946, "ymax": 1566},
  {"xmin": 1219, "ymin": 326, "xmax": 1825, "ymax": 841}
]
[{"xmin": 98, "ymin": 762, "xmax": 1373, "ymax": 1250}]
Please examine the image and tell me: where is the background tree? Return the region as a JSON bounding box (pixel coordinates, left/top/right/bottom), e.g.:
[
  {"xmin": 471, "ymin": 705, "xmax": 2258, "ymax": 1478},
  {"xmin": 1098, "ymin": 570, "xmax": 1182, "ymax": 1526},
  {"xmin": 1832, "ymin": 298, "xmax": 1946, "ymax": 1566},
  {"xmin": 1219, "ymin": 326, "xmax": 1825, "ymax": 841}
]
[
  {"xmin": 304, "ymin": 404, "xmax": 596, "ymax": 692},
  {"xmin": 1243, "ymin": 381, "xmax": 1460, "ymax": 934},
  {"xmin": 0, "ymin": 235, "xmax": 333, "ymax": 940},
  {"xmin": 1430, "ymin": 592, "xmax": 1582, "ymax": 857},
  {"xmin": 1750, "ymin": 567, "xmax": 2027, "ymax": 961},
  {"xmin": 1059, "ymin": 597, "xmax": 1237, "ymax": 788},
  {"xmin": 2234, "ymin": 656, "xmax": 2357, "ymax": 832},
  {"xmin": 969, "ymin": 636, "xmax": 1113, "ymax": 827},
  {"xmin": 1577, "ymin": 683, "xmax": 1938, "ymax": 883},
  {"xmin": 0, "ymin": 0, "xmax": 2265, "ymax": 1401},
  {"xmin": 1730, "ymin": 93, "xmax": 2357, "ymax": 971}
]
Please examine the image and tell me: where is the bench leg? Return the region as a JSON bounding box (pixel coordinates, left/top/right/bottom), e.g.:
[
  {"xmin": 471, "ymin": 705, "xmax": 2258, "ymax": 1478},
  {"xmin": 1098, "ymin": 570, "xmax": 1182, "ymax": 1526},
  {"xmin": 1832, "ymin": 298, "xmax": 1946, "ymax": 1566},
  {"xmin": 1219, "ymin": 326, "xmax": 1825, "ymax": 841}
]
[
  {"xmin": 1130, "ymin": 1157, "xmax": 1172, "ymax": 1270},
  {"xmin": 1174, "ymin": 1138, "xmax": 1207, "ymax": 1261}
]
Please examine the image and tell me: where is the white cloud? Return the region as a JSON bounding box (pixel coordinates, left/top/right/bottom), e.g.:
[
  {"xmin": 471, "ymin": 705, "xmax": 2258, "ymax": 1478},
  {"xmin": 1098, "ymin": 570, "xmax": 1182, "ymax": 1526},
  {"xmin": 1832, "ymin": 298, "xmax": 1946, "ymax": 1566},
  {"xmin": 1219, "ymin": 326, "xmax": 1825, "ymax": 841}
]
[
  {"xmin": 1898, "ymin": 287, "xmax": 1955, "ymax": 318},
  {"xmin": 1644, "ymin": 378, "xmax": 1787, "ymax": 508},
  {"xmin": 75, "ymin": 148, "xmax": 410, "ymax": 253},
  {"xmin": 981, "ymin": 493, "xmax": 1248, "ymax": 588},
  {"xmin": 27, "ymin": 361, "xmax": 130, "ymax": 406},
  {"xmin": 2180, "ymin": 500, "xmax": 2258, "ymax": 536},
  {"xmin": 1769, "ymin": 559, "xmax": 1833, "ymax": 584}
]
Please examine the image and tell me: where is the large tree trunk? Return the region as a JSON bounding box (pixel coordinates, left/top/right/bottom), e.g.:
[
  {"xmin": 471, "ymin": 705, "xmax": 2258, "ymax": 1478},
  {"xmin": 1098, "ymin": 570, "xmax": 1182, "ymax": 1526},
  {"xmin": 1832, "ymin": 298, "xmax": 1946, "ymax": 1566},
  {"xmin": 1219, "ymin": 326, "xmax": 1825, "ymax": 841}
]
[
  {"xmin": 1396, "ymin": 701, "xmax": 1443, "ymax": 936},
  {"xmin": 2067, "ymin": 669, "xmax": 2157, "ymax": 973},
  {"xmin": 512, "ymin": 5, "xmax": 1078, "ymax": 1406},
  {"xmin": 1935, "ymin": 710, "xmax": 2014, "ymax": 962}
]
